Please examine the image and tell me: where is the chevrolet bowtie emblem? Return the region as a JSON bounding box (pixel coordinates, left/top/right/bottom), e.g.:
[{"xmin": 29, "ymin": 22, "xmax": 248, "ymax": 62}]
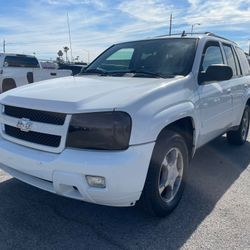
[{"xmin": 16, "ymin": 118, "xmax": 32, "ymax": 132}]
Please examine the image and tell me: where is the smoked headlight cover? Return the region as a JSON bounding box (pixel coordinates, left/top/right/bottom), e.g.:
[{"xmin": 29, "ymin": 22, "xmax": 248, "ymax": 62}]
[{"xmin": 66, "ymin": 112, "xmax": 132, "ymax": 150}]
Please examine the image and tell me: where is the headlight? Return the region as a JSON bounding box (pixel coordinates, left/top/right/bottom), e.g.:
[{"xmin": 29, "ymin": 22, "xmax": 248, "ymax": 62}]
[{"xmin": 66, "ymin": 112, "xmax": 132, "ymax": 150}]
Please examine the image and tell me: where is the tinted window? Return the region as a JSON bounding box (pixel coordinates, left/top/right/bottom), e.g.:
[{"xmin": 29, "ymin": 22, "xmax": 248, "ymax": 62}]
[
  {"xmin": 202, "ymin": 44, "xmax": 224, "ymax": 71},
  {"xmin": 4, "ymin": 56, "xmax": 39, "ymax": 68},
  {"xmin": 86, "ymin": 38, "xmax": 198, "ymax": 77},
  {"xmin": 232, "ymin": 46, "xmax": 242, "ymax": 75},
  {"xmin": 235, "ymin": 47, "xmax": 250, "ymax": 75},
  {"xmin": 100, "ymin": 48, "xmax": 135, "ymax": 71},
  {"xmin": 223, "ymin": 44, "xmax": 237, "ymax": 76}
]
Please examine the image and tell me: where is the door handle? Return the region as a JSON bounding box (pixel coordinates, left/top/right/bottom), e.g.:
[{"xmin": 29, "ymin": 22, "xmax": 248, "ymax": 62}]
[
  {"xmin": 226, "ymin": 88, "xmax": 231, "ymax": 93},
  {"xmin": 244, "ymin": 83, "xmax": 249, "ymax": 88},
  {"xmin": 50, "ymin": 72, "xmax": 57, "ymax": 76}
]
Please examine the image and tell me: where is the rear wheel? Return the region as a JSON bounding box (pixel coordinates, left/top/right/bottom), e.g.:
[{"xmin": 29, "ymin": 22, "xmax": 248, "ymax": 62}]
[
  {"xmin": 2, "ymin": 78, "xmax": 16, "ymax": 93},
  {"xmin": 227, "ymin": 106, "xmax": 249, "ymax": 145},
  {"xmin": 140, "ymin": 129, "xmax": 189, "ymax": 217}
]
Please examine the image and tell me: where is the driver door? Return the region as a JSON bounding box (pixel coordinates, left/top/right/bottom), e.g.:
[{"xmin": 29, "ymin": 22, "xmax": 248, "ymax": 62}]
[{"xmin": 197, "ymin": 41, "xmax": 233, "ymax": 146}]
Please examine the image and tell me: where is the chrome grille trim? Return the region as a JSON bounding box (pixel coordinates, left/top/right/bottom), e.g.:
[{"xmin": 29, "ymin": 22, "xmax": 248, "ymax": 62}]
[{"xmin": 0, "ymin": 105, "xmax": 71, "ymax": 153}]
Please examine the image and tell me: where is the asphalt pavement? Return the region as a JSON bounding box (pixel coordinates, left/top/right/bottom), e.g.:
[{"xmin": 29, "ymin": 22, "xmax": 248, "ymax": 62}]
[{"xmin": 0, "ymin": 134, "xmax": 250, "ymax": 250}]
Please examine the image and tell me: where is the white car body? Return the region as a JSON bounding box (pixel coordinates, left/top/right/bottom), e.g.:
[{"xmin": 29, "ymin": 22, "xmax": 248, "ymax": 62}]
[
  {"xmin": 0, "ymin": 53, "xmax": 72, "ymax": 93},
  {"xmin": 0, "ymin": 34, "xmax": 250, "ymax": 207}
]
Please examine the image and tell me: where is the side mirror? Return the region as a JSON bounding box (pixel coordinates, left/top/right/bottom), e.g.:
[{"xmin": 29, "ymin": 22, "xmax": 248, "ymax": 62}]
[{"xmin": 199, "ymin": 64, "xmax": 233, "ymax": 84}]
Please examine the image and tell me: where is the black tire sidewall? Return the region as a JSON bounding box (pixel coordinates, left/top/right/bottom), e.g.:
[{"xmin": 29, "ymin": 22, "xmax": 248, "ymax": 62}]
[
  {"xmin": 227, "ymin": 106, "xmax": 250, "ymax": 145},
  {"xmin": 240, "ymin": 106, "xmax": 250, "ymax": 142},
  {"xmin": 143, "ymin": 130, "xmax": 189, "ymax": 216}
]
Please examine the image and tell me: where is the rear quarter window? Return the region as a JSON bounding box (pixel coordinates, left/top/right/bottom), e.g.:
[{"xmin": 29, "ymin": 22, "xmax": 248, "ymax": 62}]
[
  {"xmin": 4, "ymin": 56, "xmax": 40, "ymax": 68},
  {"xmin": 235, "ymin": 48, "xmax": 250, "ymax": 76},
  {"xmin": 222, "ymin": 44, "xmax": 237, "ymax": 76}
]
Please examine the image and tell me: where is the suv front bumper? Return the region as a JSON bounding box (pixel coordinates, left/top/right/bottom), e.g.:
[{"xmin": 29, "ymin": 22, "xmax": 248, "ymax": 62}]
[{"xmin": 0, "ymin": 137, "xmax": 155, "ymax": 207}]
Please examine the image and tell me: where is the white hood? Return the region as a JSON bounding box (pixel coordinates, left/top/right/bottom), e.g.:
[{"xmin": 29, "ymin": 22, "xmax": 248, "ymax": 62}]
[{"xmin": 0, "ymin": 75, "xmax": 181, "ymax": 113}]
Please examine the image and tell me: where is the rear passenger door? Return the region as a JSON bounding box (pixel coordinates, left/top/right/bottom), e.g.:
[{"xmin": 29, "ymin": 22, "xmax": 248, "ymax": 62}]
[
  {"xmin": 197, "ymin": 41, "xmax": 233, "ymax": 146},
  {"xmin": 222, "ymin": 43, "xmax": 245, "ymax": 126},
  {"xmin": 234, "ymin": 47, "xmax": 250, "ymax": 124}
]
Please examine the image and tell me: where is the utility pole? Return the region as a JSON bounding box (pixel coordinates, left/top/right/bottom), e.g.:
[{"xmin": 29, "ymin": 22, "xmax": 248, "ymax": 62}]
[
  {"xmin": 169, "ymin": 13, "xmax": 173, "ymax": 36},
  {"xmin": 3, "ymin": 39, "xmax": 6, "ymax": 53},
  {"xmin": 67, "ymin": 12, "xmax": 73, "ymax": 63}
]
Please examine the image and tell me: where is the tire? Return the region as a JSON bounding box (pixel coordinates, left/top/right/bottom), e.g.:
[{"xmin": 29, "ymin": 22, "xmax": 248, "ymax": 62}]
[
  {"xmin": 2, "ymin": 78, "xmax": 16, "ymax": 93},
  {"xmin": 227, "ymin": 106, "xmax": 250, "ymax": 145},
  {"xmin": 140, "ymin": 129, "xmax": 189, "ymax": 217}
]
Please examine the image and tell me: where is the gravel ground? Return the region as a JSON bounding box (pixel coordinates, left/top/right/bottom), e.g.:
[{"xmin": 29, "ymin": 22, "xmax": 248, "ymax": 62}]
[{"xmin": 0, "ymin": 134, "xmax": 250, "ymax": 250}]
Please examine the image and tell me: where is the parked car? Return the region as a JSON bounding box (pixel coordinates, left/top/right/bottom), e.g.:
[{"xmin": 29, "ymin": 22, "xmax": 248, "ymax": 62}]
[
  {"xmin": 0, "ymin": 53, "xmax": 72, "ymax": 92},
  {"xmin": 58, "ymin": 62, "xmax": 88, "ymax": 75},
  {"xmin": 0, "ymin": 33, "xmax": 249, "ymax": 217}
]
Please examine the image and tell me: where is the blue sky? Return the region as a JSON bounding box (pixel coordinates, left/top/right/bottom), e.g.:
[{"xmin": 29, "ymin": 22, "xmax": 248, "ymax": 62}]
[{"xmin": 0, "ymin": 0, "xmax": 249, "ymax": 62}]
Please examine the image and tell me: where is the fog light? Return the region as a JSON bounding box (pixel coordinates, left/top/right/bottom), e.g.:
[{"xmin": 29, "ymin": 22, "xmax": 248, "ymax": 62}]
[{"xmin": 86, "ymin": 175, "xmax": 106, "ymax": 188}]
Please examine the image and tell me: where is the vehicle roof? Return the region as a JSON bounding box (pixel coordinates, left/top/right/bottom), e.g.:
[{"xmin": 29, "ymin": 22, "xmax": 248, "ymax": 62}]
[{"xmin": 116, "ymin": 32, "xmax": 238, "ymax": 47}]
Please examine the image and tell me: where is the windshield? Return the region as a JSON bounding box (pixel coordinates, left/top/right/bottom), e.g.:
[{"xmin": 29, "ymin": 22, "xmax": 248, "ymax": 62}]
[{"xmin": 83, "ymin": 38, "xmax": 197, "ymax": 78}]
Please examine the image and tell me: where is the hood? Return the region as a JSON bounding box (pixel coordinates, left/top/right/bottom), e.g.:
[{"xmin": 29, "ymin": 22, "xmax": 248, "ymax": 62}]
[{"xmin": 0, "ymin": 75, "xmax": 183, "ymax": 113}]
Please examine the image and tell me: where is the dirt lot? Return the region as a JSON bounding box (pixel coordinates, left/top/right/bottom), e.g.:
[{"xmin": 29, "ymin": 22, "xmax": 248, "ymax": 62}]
[{"xmin": 0, "ymin": 135, "xmax": 250, "ymax": 250}]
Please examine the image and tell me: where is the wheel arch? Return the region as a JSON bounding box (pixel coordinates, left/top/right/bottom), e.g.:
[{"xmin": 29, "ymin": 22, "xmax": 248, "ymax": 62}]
[
  {"xmin": 156, "ymin": 116, "xmax": 196, "ymax": 159},
  {"xmin": 2, "ymin": 78, "xmax": 17, "ymax": 93}
]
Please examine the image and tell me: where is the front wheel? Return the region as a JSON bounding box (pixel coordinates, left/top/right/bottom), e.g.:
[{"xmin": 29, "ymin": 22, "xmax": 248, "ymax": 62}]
[
  {"xmin": 227, "ymin": 106, "xmax": 250, "ymax": 145},
  {"xmin": 140, "ymin": 129, "xmax": 189, "ymax": 217}
]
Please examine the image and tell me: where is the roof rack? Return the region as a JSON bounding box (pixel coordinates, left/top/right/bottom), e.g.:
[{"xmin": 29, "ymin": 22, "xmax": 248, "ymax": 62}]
[
  {"xmin": 205, "ymin": 32, "xmax": 237, "ymax": 44},
  {"xmin": 156, "ymin": 32, "xmax": 236, "ymax": 44}
]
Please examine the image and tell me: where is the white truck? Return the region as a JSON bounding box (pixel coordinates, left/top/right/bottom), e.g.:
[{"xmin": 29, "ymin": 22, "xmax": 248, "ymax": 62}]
[
  {"xmin": 0, "ymin": 33, "xmax": 249, "ymax": 217},
  {"xmin": 0, "ymin": 53, "xmax": 72, "ymax": 92}
]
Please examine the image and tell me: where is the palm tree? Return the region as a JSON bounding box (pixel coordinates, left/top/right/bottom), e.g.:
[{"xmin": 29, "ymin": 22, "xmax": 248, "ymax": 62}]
[{"xmin": 63, "ymin": 46, "xmax": 69, "ymax": 62}]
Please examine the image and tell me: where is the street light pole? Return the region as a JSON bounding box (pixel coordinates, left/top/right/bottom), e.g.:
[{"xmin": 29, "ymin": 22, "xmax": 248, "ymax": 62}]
[{"xmin": 191, "ymin": 23, "xmax": 201, "ymax": 35}]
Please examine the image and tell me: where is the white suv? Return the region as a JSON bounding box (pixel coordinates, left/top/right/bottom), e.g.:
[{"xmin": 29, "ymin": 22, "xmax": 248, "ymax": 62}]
[{"xmin": 0, "ymin": 33, "xmax": 249, "ymax": 217}]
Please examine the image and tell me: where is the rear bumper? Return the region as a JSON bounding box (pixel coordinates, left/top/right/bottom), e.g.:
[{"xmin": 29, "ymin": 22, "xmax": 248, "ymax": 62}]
[{"xmin": 0, "ymin": 137, "xmax": 155, "ymax": 207}]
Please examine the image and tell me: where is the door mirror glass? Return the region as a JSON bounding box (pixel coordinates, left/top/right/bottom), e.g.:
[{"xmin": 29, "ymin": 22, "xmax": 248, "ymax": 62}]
[{"xmin": 200, "ymin": 64, "xmax": 233, "ymax": 83}]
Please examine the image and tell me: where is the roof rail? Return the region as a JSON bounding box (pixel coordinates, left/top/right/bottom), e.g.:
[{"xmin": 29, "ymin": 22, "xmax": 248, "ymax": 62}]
[
  {"xmin": 156, "ymin": 32, "xmax": 236, "ymax": 44},
  {"xmin": 156, "ymin": 32, "xmax": 211, "ymax": 37},
  {"xmin": 205, "ymin": 33, "xmax": 237, "ymax": 44}
]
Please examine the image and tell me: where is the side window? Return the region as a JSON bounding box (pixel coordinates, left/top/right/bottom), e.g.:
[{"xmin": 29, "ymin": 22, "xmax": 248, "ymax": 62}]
[
  {"xmin": 201, "ymin": 43, "xmax": 224, "ymax": 71},
  {"xmin": 4, "ymin": 56, "xmax": 39, "ymax": 68},
  {"xmin": 222, "ymin": 44, "xmax": 237, "ymax": 76},
  {"xmin": 235, "ymin": 47, "xmax": 250, "ymax": 76},
  {"xmin": 232, "ymin": 46, "xmax": 242, "ymax": 76}
]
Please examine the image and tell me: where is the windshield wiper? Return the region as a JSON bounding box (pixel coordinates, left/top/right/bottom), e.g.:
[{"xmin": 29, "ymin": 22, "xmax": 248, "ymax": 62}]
[
  {"xmin": 127, "ymin": 70, "xmax": 165, "ymax": 78},
  {"xmin": 81, "ymin": 68, "xmax": 108, "ymax": 75},
  {"xmin": 81, "ymin": 69, "xmax": 175, "ymax": 78}
]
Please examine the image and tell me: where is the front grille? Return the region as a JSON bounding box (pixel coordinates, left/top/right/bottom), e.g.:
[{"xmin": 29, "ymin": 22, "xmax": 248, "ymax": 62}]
[
  {"xmin": 5, "ymin": 125, "xmax": 61, "ymax": 147},
  {"xmin": 4, "ymin": 105, "xmax": 66, "ymax": 125}
]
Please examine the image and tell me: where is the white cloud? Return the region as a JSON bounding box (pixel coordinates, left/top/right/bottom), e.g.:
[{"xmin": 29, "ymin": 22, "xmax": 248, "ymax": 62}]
[
  {"xmin": 46, "ymin": 0, "xmax": 106, "ymax": 9},
  {"xmin": 1, "ymin": 0, "xmax": 250, "ymax": 61},
  {"xmin": 118, "ymin": 0, "xmax": 174, "ymax": 22}
]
